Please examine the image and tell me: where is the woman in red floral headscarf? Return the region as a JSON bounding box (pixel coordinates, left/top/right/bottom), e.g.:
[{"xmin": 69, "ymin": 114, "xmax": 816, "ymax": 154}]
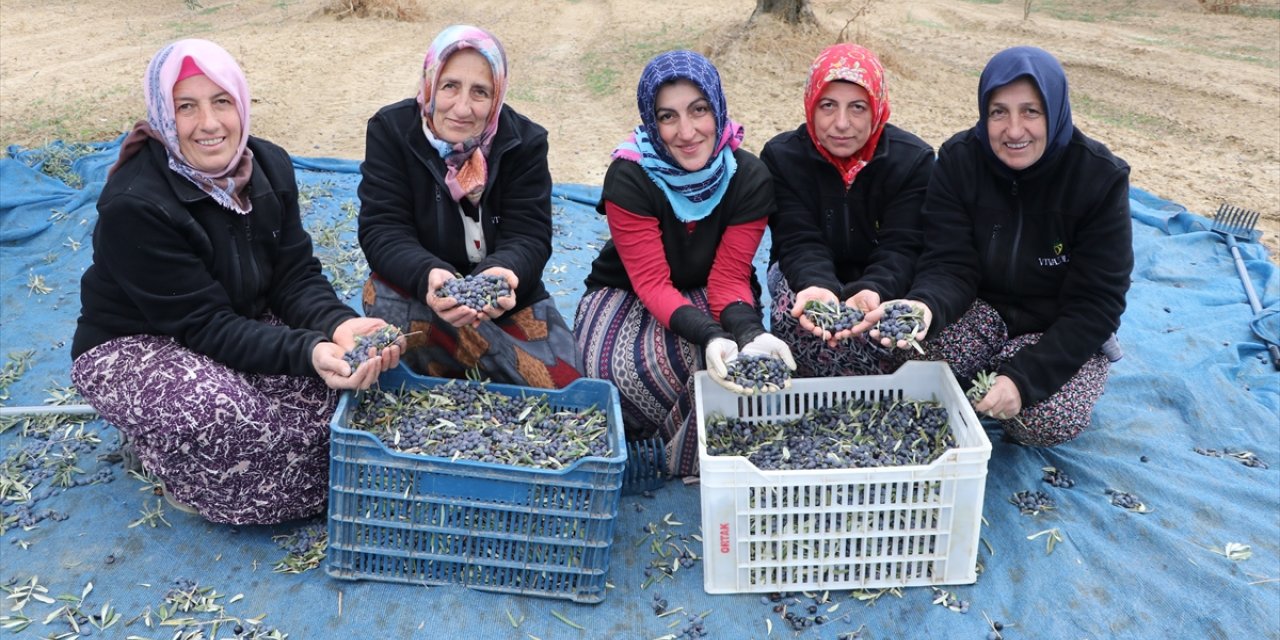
[{"xmin": 761, "ymin": 43, "xmax": 935, "ymax": 378}]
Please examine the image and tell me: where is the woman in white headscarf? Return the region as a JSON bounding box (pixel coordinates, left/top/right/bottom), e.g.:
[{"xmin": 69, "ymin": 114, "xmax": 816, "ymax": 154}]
[{"xmin": 358, "ymin": 25, "xmax": 581, "ymax": 389}]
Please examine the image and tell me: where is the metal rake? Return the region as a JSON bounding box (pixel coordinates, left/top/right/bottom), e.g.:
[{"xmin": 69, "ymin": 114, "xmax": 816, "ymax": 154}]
[{"xmin": 1211, "ymin": 203, "xmax": 1279, "ymax": 370}]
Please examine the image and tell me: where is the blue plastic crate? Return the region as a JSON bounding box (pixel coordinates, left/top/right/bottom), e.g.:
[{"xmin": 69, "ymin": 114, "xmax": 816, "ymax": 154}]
[
  {"xmin": 326, "ymin": 366, "xmax": 625, "ymax": 603},
  {"xmin": 622, "ymin": 436, "xmax": 667, "ymax": 495}
]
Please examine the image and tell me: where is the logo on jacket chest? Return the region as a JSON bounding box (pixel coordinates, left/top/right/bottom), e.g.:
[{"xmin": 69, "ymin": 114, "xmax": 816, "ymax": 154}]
[{"xmin": 1037, "ymin": 241, "xmax": 1069, "ymax": 267}]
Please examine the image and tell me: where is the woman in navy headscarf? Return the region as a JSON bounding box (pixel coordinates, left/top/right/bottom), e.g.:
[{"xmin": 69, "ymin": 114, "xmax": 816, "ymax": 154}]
[
  {"xmin": 864, "ymin": 46, "xmax": 1133, "ymax": 446},
  {"xmin": 574, "ymin": 50, "xmax": 794, "ymax": 476}
]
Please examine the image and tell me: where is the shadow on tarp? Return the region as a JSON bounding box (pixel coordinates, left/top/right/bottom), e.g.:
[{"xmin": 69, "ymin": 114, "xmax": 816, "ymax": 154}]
[{"xmin": 0, "ymin": 139, "xmax": 1277, "ymax": 640}]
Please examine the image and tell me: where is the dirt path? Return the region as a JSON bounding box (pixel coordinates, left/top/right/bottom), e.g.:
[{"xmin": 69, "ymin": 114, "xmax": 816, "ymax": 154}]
[{"xmin": 3, "ymin": 0, "xmax": 1277, "ymax": 255}]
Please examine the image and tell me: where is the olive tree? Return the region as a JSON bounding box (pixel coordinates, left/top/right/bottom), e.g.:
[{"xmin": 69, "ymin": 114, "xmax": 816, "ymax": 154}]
[{"xmin": 752, "ymin": 0, "xmax": 816, "ymax": 25}]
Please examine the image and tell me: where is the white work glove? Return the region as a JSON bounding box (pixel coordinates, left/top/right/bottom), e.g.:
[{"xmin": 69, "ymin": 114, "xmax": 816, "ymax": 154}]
[
  {"xmin": 738, "ymin": 332, "xmax": 798, "ymax": 394},
  {"xmin": 705, "ymin": 337, "xmax": 744, "ymax": 393},
  {"xmin": 740, "ymin": 333, "xmax": 798, "ymax": 370}
]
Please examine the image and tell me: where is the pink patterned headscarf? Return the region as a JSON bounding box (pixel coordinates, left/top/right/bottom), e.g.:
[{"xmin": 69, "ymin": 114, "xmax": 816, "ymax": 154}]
[
  {"xmin": 804, "ymin": 43, "xmax": 891, "ymax": 189},
  {"xmin": 416, "ymin": 25, "xmax": 508, "ymax": 205},
  {"xmin": 111, "ymin": 39, "xmax": 254, "ymax": 214}
]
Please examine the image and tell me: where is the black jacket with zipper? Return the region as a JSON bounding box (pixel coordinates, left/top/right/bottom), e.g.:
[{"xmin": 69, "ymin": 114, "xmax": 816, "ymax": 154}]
[
  {"xmin": 72, "ymin": 137, "xmax": 358, "ymax": 376},
  {"xmin": 910, "ymin": 126, "xmax": 1133, "ymax": 405},
  {"xmin": 357, "ymin": 99, "xmax": 552, "ymax": 313},
  {"xmin": 761, "ymin": 123, "xmax": 934, "ymax": 301}
]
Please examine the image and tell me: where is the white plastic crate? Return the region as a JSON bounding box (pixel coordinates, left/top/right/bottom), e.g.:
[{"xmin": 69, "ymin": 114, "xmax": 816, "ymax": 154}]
[{"xmin": 695, "ymin": 361, "xmax": 991, "ymax": 594}]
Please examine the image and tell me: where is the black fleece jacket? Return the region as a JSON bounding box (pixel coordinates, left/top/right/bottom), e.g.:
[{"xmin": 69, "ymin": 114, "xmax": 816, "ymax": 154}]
[
  {"xmin": 762, "ymin": 123, "xmax": 934, "ymax": 301},
  {"xmin": 910, "ymin": 126, "xmax": 1133, "ymax": 405},
  {"xmin": 357, "ymin": 99, "xmax": 553, "ymax": 313},
  {"xmin": 72, "ymin": 137, "xmax": 357, "ymax": 376}
]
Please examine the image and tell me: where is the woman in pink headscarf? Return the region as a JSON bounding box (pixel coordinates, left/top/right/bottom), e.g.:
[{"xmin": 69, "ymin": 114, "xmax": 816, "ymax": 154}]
[
  {"xmin": 761, "ymin": 43, "xmax": 935, "ymax": 378},
  {"xmin": 71, "ymin": 39, "xmax": 401, "ymax": 525},
  {"xmin": 358, "ymin": 25, "xmax": 580, "ymax": 389}
]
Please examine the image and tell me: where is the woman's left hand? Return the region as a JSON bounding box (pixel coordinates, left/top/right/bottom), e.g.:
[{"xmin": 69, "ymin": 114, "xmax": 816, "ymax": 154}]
[
  {"xmin": 329, "ymin": 317, "xmax": 404, "ymax": 379},
  {"xmin": 478, "ymin": 266, "xmax": 519, "ymax": 320},
  {"xmin": 312, "ymin": 341, "xmax": 384, "ymax": 390},
  {"xmin": 863, "ymin": 299, "xmax": 932, "ymax": 350},
  {"xmin": 838, "ymin": 289, "xmax": 882, "ymax": 342},
  {"xmin": 331, "ymin": 317, "xmax": 387, "ymax": 351},
  {"xmin": 741, "ymin": 333, "xmax": 798, "ymax": 370},
  {"xmin": 972, "ymin": 374, "xmax": 1023, "ymax": 421}
]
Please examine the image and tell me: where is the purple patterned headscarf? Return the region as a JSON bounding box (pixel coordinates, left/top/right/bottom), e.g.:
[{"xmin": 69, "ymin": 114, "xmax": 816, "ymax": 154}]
[
  {"xmin": 111, "ymin": 39, "xmax": 254, "ymax": 214},
  {"xmin": 416, "ymin": 25, "xmax": 508, "ymax": 205},
  {"xmin": 612, "ymin": 50, "xmax": 744, "ymax": 222}
]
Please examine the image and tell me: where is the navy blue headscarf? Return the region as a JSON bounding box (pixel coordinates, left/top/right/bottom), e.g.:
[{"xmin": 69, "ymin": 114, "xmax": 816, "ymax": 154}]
[
  {"xmin": 612, "ymin": 50, "xmax": 744, "ymax": 222},
  {"xmin": 976, "ymin": 46, "xmax": 1074, "ymax": 175}
]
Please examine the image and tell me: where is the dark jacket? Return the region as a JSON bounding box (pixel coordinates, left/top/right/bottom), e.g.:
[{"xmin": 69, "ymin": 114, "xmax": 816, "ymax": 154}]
[
  {"xmin": 910, "ymin": 127, "xmax": 1133, "ymax": 405},
  {"xmin": 762, "ymin": 123, "xmax": 934, "ymax": 300},
  {"xmin": 72, "ymin": 137, "xmax": 358, "ymax": 377},
  {"xmin": 357, "ymin": 99, "xmax": 553, "ymax": 312},
  {"xmin": 583, "ymin": 149, "xmax": 775, "ymax": 345}
]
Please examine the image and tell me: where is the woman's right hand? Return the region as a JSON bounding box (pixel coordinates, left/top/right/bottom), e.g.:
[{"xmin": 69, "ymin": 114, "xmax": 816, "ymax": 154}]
[
  {"xmin": 789, "ymin": 286, "xmax": 839, "ymax": 342},
  {"xmin": 426, "ymin": 268, "xmax": 482, "ymax": 328},
  {"xmin": 312, "ymin": 341, "xmax": 381, "ymax": 390},
  {"xmin": 863, "ymin": 299, "xmax": 932, "ymax": 350},
  {"xmin": 704, "ymin": 337, "xmax": 745, "ymax": 392}
]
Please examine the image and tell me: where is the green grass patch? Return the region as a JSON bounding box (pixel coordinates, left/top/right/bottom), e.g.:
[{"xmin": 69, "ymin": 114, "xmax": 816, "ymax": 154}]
[
  {"xmin": 619, "ymin": 28, "xmax": 693, "ymax": 66},
  {"xmin": 1034, "ymin": 0, "xmax": 1142, "ymax": 22},
  {"xmin": 1232, "ymin": 5, "xmax": 1280, "ymax": 19},
  {"xmin": 506, "ymin": 85, "xmax": 538, "ymax": 104},
  {"xmin": 906, "ymin": 11, "xmax": 949, "ymax": 30},
  {"xmin": 1178, "ymin": 43, "xmax": 1278, "ymax": 68},
  {"xmin": 1142, "ymin": 27, "xmax": 1276, "ymax": 68},
  {"xmin": 1072, "ymin": 93, "xmax": 1178, "ymax": 131},
  {"xmin": 580, "ymin": 53, "xmax": 621, "ymax": 97},
  {"xmin": 1028, "ymin": 2, "xmax": 1085, "ymax": 21},
  {"xmin": 1153, "ymin": 24, "xmax": 1192, "ymax": 36},
  {"xmin": 1130, "ymin": 35, "xmax": 1169, "ymax": 46},
  {"xmin": 165, "ymin": 20, "xmax": 214, "ymax": 36},
  {"xmin": 585, "ymin": 66, "xmax": 620, "ymax": 97},
  {"xmin": 578, "ymin": 27, "xmax": 693, "ymax": 96},
  {"xmin": 1, "ymin": 86, "xmax": 131, "ymax": 148}
]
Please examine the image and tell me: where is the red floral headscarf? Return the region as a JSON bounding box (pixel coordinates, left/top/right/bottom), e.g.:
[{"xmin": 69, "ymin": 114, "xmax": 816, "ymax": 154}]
[{"xmin": 803, "ymin": 43, "xmax": 891, "ymax": 188}]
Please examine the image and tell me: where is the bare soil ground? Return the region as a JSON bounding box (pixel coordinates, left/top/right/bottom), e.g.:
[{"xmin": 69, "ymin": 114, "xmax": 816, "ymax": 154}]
[{"xmin": 3, "ymin": 0, "xmax": 1277, "ymax": 257}]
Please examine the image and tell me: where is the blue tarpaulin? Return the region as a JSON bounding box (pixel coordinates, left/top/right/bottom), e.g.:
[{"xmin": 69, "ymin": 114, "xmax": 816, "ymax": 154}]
[{"xmin": 1, "ymin": 138, "xmax": 1277, "ymax": 640}]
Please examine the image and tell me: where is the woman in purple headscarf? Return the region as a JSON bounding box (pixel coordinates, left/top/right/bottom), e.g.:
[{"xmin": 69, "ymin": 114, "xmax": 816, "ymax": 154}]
[
  {"xmin": 574, "ymin": 50, "xmax": 794, "ymax": 476},
  {"xmin": 358, "ymin": 25, "xmax": 580, "ymax": 389},
  {"xmin": 866, "ymin": 46, "xmax": 1133, "ymax": 446},
  {"xmin": 71, "ymin": 39, "xmax": 402, "ymax": 525}
]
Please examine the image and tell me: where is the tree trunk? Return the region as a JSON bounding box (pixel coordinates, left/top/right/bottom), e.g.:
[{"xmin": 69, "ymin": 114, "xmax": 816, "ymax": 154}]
[{"xmin": 753, "ymin": 0, "xmax": 816, "ymax": 25}]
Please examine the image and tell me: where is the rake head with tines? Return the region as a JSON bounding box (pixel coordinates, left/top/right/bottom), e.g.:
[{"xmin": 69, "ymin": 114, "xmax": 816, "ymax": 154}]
[
  {"xmin": 1212, "ymin": 204, "xmax": 1260, "ymax": 242},
  {"xmin": 1211, "ymin": 203, "xmax": 1279, "ymax": 370}
]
